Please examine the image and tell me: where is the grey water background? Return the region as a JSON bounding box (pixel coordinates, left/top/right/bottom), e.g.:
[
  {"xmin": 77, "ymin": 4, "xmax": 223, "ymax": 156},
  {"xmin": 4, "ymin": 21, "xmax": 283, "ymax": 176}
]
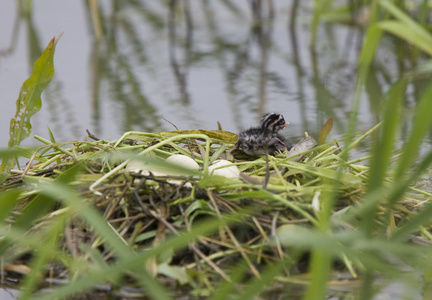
[{"xmin": 0, "ymin": 1, "xmax": 427, "ymax": 153}]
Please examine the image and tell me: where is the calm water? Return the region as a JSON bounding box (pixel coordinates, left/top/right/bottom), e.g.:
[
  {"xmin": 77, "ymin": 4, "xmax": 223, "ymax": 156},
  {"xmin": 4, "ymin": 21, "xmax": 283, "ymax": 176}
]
[
  {"xmin": 0, "ymin": 1, "xmax": 430, "ymax": 153},
  {"xmin": 0, "ymin": 1, "xmax": 382, "ymax": 150}
]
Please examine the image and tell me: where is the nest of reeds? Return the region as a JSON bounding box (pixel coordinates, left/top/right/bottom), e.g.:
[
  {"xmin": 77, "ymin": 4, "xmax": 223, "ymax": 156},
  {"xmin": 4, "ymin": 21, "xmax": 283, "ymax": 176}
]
[{"xmin": 1, "ymin": 127, "xmax": 428, "ymax": 297}]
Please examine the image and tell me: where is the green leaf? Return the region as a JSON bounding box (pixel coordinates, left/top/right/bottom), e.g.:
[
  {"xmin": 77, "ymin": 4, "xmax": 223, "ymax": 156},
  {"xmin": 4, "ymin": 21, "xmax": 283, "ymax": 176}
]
[
  {"xmin": 20, "ymin": 212, "xmax": 68, "ymax": 299},
  {"xmin": 47, "ymin": 126, "xmax": 56, "ymax": 143},
  {"xmin": 12, "ymin": 163, "xmax": 84, "ymax": 231},
  {"xmin": 46, "ymin": 126, "xmax": 61, "ymax": 165},
  {"xmin": 0, "ymin": 146, "xmax": 35, "ymax": 181},
  {"xmin": 378, "ymin": 1, "xmax": 432, "ymax": 56},
  {"xmin": 395, "ymin": 82, "xmax": 432, "ymax": 180},
  {"xmin": 368, "ymin": 80, "xmax": 406, "ymax": 190},
  {"xmin": 317, "ymin": 117, "xmax": 333, "ymax": 145},
  {"xmin": 0, "ymin": 189, "xmax": 22, "ymax": 222},
  {"xmin": 1, "ymin": 35, "xmax": 62, "ymax": 173}
]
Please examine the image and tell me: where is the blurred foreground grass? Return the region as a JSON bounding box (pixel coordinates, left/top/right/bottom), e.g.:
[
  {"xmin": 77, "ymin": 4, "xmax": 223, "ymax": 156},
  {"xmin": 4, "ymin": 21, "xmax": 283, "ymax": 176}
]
[{"xmin": 3, "ymin": 0, "xmax": 432, "ymax": 299}]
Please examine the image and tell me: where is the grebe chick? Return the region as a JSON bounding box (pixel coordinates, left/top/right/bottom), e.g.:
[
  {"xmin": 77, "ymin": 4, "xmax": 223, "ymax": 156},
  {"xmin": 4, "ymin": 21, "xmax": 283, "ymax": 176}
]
[{"xmin": 231, "ymin": 113, "xmax": 292, "ymax": 156}]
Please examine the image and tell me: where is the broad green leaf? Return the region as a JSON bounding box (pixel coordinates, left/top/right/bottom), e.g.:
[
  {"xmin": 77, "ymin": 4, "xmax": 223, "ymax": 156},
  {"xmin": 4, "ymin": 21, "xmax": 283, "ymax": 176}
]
[
  {"xmin": 1, "ymin": 35, "xmax": 62, "ymax": 173},
  {"xmin": 317, "ymin": 117, "xmax": 333, "ymax": 145}
]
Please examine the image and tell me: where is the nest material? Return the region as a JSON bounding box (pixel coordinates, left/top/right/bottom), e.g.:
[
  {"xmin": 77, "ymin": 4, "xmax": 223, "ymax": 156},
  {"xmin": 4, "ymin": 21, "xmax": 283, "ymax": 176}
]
[{"xmin": 1, "ymin": 129, "xmax": 428, "ymax": 297}]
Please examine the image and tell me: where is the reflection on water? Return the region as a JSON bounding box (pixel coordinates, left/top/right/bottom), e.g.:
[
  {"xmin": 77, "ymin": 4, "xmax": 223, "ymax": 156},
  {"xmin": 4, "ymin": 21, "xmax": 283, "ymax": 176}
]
[{"xmin": 0, "ymin": 1, "xmax": 429, "ymax": 150}]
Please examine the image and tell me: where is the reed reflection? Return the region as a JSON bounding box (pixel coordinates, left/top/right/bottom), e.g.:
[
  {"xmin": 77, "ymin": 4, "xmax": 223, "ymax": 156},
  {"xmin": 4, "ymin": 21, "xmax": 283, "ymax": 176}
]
[
  {"xmin": 168, "ymin": 0, "xmax": 193, "ymax": 105},
  {"xmin": 86, "ymin": 0, "xmax": 162, "ymax": 135}
]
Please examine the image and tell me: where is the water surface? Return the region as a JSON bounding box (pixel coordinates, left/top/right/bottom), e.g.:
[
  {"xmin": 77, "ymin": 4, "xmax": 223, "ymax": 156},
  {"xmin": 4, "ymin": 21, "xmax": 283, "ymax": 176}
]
[{"xmin": 0, "ymin": 1, "xmax": 428, "ymax": 154}]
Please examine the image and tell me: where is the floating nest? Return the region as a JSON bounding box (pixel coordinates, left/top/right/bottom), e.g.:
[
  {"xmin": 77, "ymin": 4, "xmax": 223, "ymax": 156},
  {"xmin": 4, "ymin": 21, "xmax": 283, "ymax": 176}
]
[{"xmin": 1, "ymin": 128, "xmax": 428, "ymax": 298}]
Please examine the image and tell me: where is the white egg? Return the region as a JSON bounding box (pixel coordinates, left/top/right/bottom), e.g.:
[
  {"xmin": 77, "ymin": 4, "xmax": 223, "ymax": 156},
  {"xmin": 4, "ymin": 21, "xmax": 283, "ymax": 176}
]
[
  {"xmin": 125, "ymin": 160, "xmax": 149, "ymax": 173},
  {"xmin": 126, "ymin": 160, "xmax": 167, "ymax": 176},
  {"xmin": 166, "ymin": 154, "xmax": 200, "ymax": 169},
  {"xmin": 127, "ymin": 154, "xmax": 199, "ymax": 188},
  {"xmin": 208, "ymin": 160, "xmax": 240, "ymax": 179},
  {"xmin": 165, "ymin": 155, "xmax": 199, "ymax": 188}
]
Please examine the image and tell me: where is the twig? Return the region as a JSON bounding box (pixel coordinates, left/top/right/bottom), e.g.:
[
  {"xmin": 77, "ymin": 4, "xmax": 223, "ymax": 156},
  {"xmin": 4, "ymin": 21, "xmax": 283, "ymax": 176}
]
[
  {"xmin": 132, "ymin": 185, "xmax": 230, "ymax": 281},
  {"xmin": 160, "ymin": 114, "xmax": 179, "ymax": 131},
  {"xmin": 86, "ymin": 129, "xmax": 100, "ymax": 141},
  {"xmin": 104, "ymin": 182, "xmax": 130, "ymax": 219},
  {"xmin": 207, "ymin": 190, "xmax": 261, "ymax": 279},
  {"xmin": 271, "ymin": 211, "xmax": 284, "ymax": 260}
]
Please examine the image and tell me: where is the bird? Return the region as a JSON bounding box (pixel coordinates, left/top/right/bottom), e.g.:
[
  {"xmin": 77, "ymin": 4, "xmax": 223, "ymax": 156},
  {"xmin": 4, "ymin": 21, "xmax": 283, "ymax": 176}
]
[{"xmin": 230, "ymin": 113, "xmax": 293, "ymax": 156}]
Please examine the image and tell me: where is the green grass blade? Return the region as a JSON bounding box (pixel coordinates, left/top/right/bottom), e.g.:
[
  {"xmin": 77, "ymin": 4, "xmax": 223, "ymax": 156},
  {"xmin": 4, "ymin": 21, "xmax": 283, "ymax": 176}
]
[
  {"xmin": 302, "ymin": 188, "xmax": 336, "ymax": 300},
  {"xmin": 35, "ymin": 215, "xmax": 238, "ymax": 300},
  {"xmin": 47, "ymin": 126, "xmax": 56, "ymax": 143},
  {"xmin": 12, "ymin": 162, "xmax": 84, "ymax": 231},
  {"xmin": 310, "ymin": 0, "xmax": 335, "ymax": 47},
  {"xmin": 235, "ymin": 262, "xmax": 286, "ymax": 300},
  {"xmin": 339, "ymin": 22, "xmax": 382, "ymax": 160},
  {"xmin": 20, "ymin": 213, "xmax": 68, "ymax": 300},
  {"xmin": 368, "ymin": 79, "xmax": 406, "ymax": 191},
  {"xmin": 304, "ymin": 5, "xmax": 382, "ymax": 297},
  {"xmin": 391, "ymin": 200, "xmax": 432, "ymax": 243},
  {"xmin": 38, "ymin": 185, "xmax": 133, "ymax": 261},
  {"xmin": 0, "ymin": 189, "xmax": 22, "ymax": 221},
  {"xmin": 360, "ymin": 79, "xmax": 407, "ymax": 235},
  {"xmin": 0, "ymin": 146, "xmax": 34, "ymax": 183},
  {"xmin": 394, "ymin": 82, "xmax": 432, "ymax": 180},
  {"xmin": 335, "ymin": 4, "xmax": 382, "ymax": 299},
  {"xmin": 378, "ymin": 0, "xmax": 432, "ymax": 56},
  {"xmin": 210, "ymin": 261, "xmax": 249, "ymax": 300},
  {"xmin": 1, "ymin": 35, "xmax": 62, "ymax": 173},
  {"xmin": 388, "ymin": 150, "xmax": 432, "ymax": 241}
]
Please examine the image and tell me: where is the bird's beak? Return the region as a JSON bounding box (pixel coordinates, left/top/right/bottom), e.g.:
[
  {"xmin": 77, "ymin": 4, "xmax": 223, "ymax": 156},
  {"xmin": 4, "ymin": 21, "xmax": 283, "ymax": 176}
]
[{"xmin": 284, "ymin": 122, "xmax": 289, "ymax": 127}]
